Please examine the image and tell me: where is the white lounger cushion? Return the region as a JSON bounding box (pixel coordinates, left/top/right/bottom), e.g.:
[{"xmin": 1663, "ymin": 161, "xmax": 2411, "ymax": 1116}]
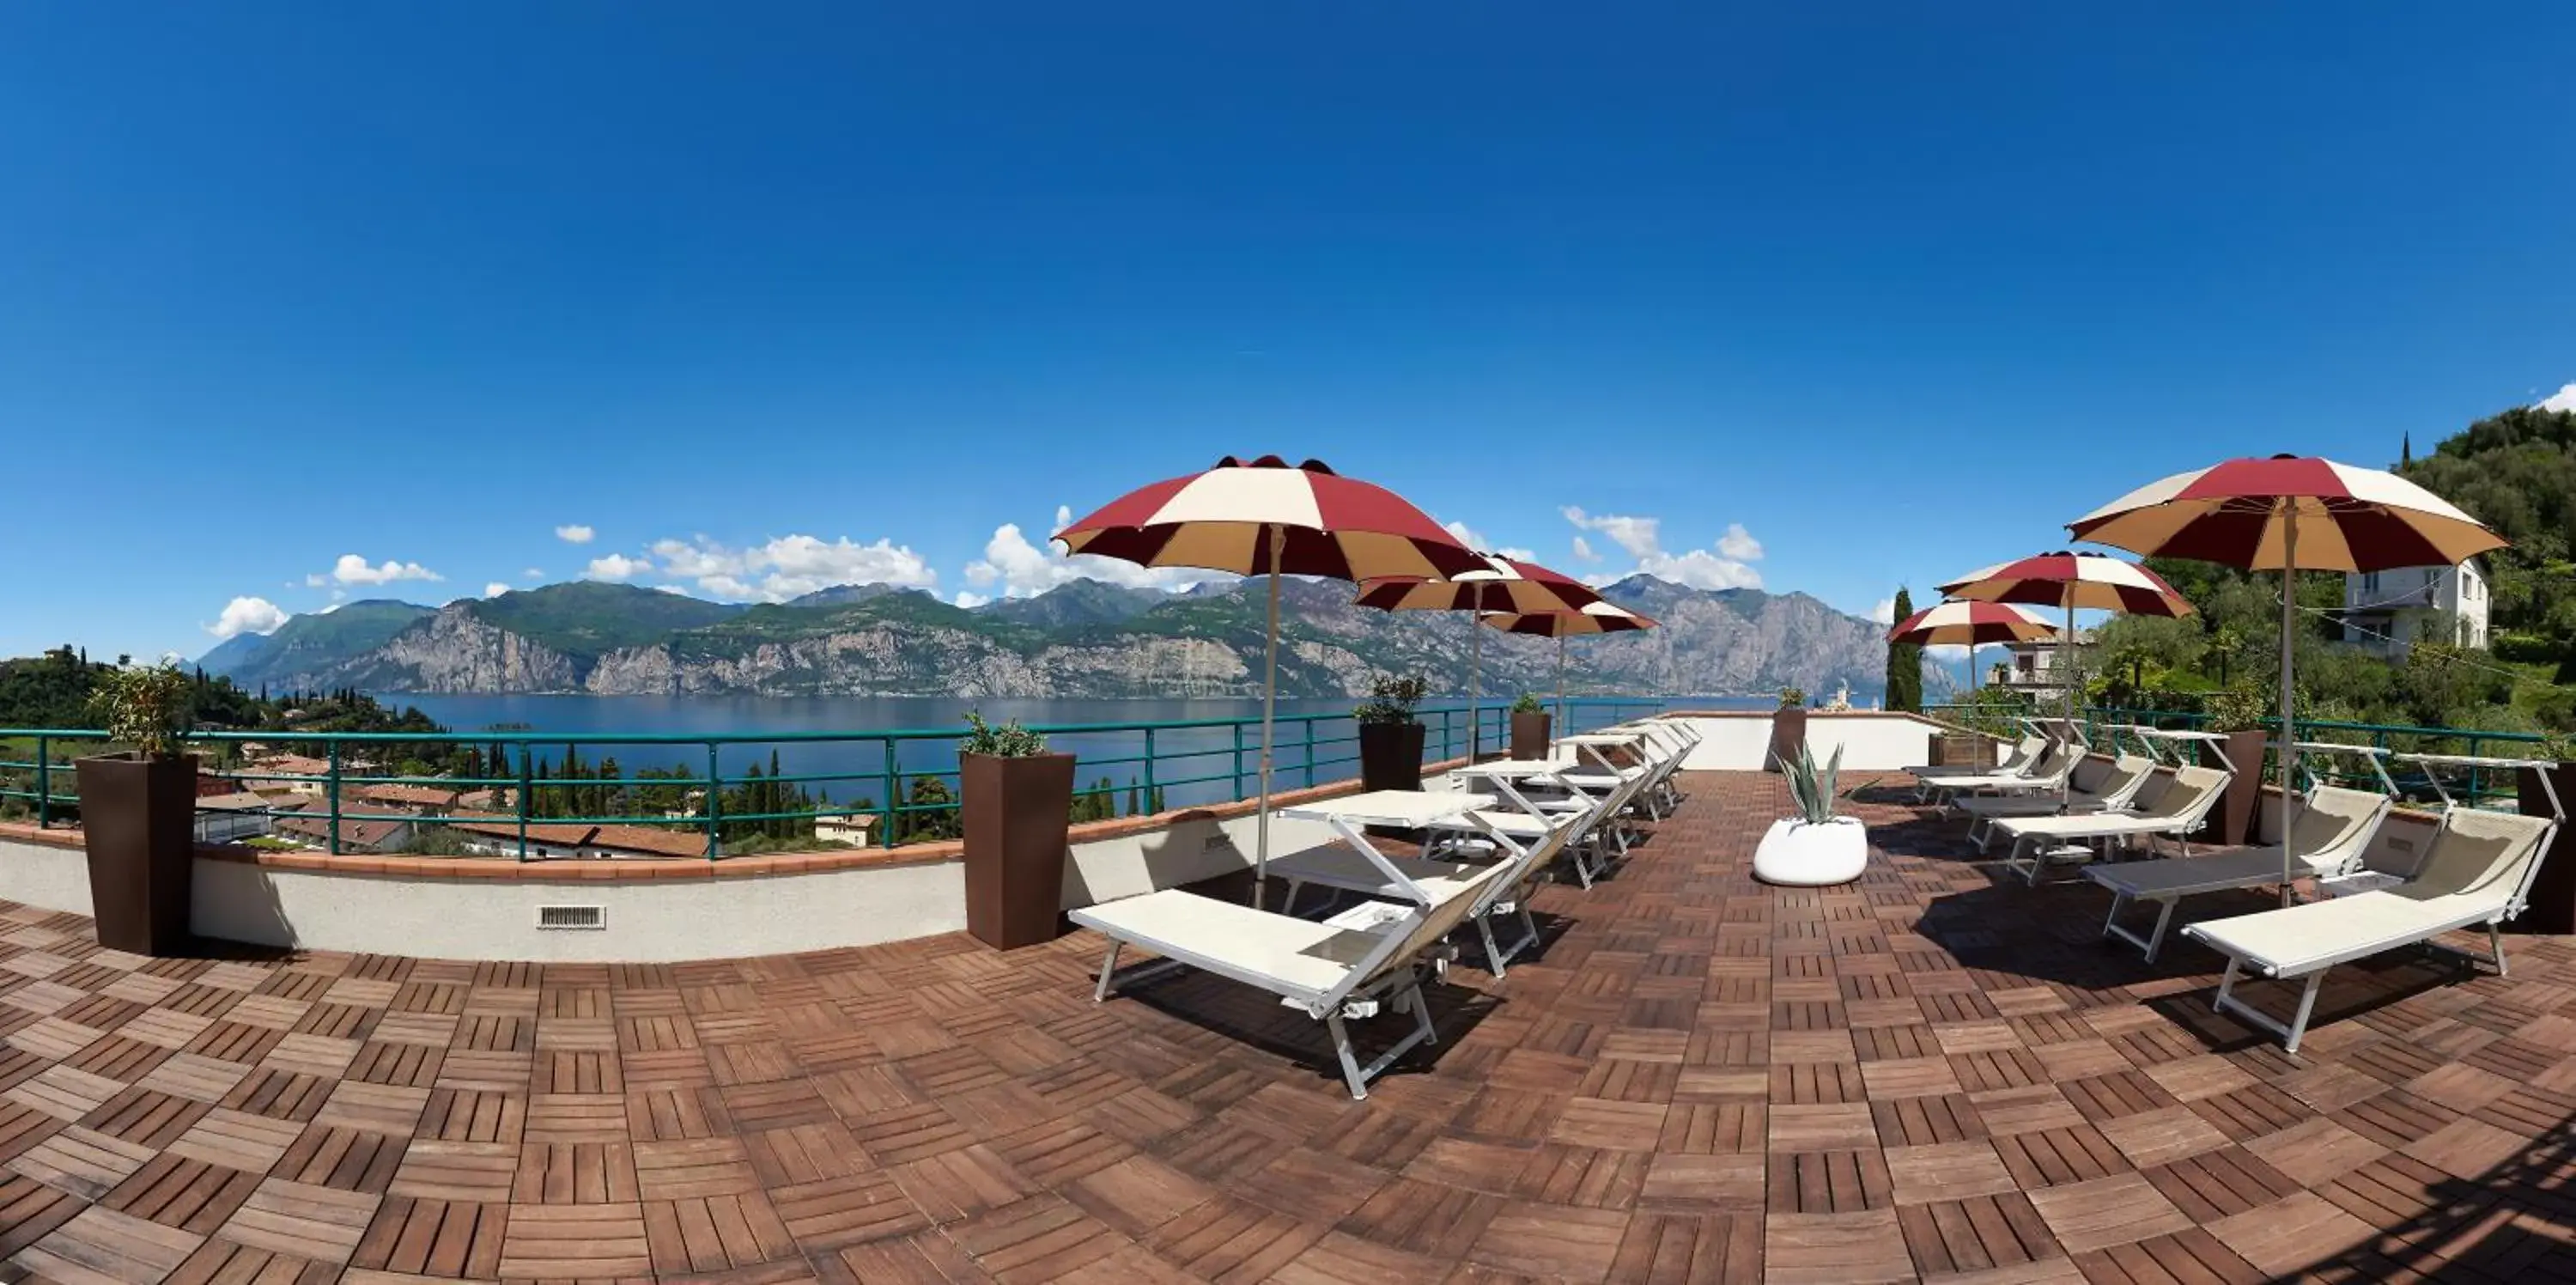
[
  {"xmin": 1919, "ymin": 746, "xmax": 2077, "ymax": 792},
  {"xmin": 1268, "ymin": 844, "xmax": 1499, "ymax": 903},
  {"xmin": 1957, "ymin": 755, "xmax": 2152, "ymax": 819},
  {"xmin": 1072, "ymin": 891, "xmax": 1404, "ymax": 1003},
  {"xmin": 1995, "ymin": 766, "xmax": 2228, "ymax": 839},
  {"xmin": 2185, "ymin": 807, "xmax": 2553, "ymax": 976}
]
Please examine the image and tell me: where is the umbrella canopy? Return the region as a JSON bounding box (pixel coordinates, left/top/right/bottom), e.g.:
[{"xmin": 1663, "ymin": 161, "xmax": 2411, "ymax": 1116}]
[
  {"xmin": 2067, "ymin": 454, "xmax": 2502, "ymax": 573},
  {"xmin": 1938, "ymin": 551, "xmax": 2196, "ymax": 618},
  {"xmin": 1357, "ymin": 556, "xmax": 1602, "ymax": 758},
  {"xmin": 1884, "ymin": 600, "xmax": 2057, "ymax": 647},
  {"xmin": 1355, "ymin": 555, "xmax": 1604, "ymax": 614},
  {"xmin": 1937, "ymin": 551, "xmax": 2196, "ymax": 733},
  {"xmin": 1479, "ymin": 603, "xmax": 1660, "ymax": 728},
  {"xmin": 1481, "ymin": 601, "xmax": 1658, "ymax": 636},
  {"xmin": 1056, "ymin": 454, "xmax": 1476, "ymax": 911},
  {"xmin": 2067, "ymin": 454, "xmax": 2507, "ymax": 907},
  {"xmin": 1056, "ymin": 454, "xmax": 1484, "ymax": 581}
]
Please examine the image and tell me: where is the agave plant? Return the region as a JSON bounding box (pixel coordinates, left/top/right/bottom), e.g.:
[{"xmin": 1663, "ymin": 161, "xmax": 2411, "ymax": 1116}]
[{"xmin": 1783, "ymin": 742, "xmax": 1845, "ymax": 825}]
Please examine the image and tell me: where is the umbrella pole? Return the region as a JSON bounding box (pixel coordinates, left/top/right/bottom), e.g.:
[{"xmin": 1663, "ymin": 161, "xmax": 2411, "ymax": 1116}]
[
  {"xmin": 1556, "ymin": 633, "xmax": 1566, "ymax": 731},
  {"xmin": 2279, "ymin": 516, "xmax": 2301, "ymax": 907},
  {"xmin": 1470, "ymin": 584, "xmax": 1483, "ymax": 761},
  {"xmin": 2064, "ymin": 597, "xmax": 2078, "ymax": 803},
  {"xmin": 1255, "ymin": 529, "xmax": 1284, "ymax": 912}
]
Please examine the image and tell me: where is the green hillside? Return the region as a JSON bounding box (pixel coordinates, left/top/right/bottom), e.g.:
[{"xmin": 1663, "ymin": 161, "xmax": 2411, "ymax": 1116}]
[{"xmin": 467, "ymin": 582, "xmax": 743, "ymax": 661}]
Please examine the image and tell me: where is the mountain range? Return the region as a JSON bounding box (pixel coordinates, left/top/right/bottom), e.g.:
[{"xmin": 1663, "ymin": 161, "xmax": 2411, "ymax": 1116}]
[{"xmin": 200, "ymin": 576, "xmax": 1909, "ymax": 700}]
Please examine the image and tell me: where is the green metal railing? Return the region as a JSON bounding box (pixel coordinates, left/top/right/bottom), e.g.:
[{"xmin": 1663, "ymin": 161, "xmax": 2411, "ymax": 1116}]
[
  {"xmin": 0, "ymin": 698, "xmax": 1672, "ymax": 862},
  {"xmin": 1921, "ymin": 703, "xmax": 2552, "ymax": 809}
]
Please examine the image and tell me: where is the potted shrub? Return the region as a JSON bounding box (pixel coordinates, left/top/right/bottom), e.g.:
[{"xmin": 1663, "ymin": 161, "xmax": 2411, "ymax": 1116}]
[
  {"xmin": 1355, "ymin": 675, "xmax": 1428, "ymax": 793},
  {"xmin": 958, "ymin": 711, "xmax": 1076, "ymax": 950},
  {"xmin": 1766, "ymin": 686, "xmax": 1808, "ymax": 774},
  {"xmin": 1509, "ymin": 693, "xmax": 1552, "ymax": 761},
  {"xmin": 76, "ymin": 661, "xmax": 197, "ymax": 954},
  {"xmin": 1753, "ymin": 743, "xmax": 1865, "ymax": 886},
  {"xmin": 2201, "ymin": 685, "xmax": 2272, "ymax": 845}
]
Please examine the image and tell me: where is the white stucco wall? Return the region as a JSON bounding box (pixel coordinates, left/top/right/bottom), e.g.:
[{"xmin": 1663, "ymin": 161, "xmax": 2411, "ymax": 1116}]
[{"xmin": 0, "ymin": 836, "xmax": 967, "ymax": 963}]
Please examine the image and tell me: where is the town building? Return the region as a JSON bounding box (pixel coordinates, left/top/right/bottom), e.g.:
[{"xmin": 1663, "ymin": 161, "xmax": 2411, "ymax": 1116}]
[{"xmin": 2343, "ymin": 558, "xmax": 2489, "ymax": 657}]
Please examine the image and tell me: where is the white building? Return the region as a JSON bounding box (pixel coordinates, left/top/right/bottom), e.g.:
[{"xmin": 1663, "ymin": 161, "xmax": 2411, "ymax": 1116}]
[
  {"xmin": 2344, "ymin": 559, "xmax": 2488, "ymax": 657},
  {"xmin": 1996, "ymin": 629, "xmax": 2087, "ymax": 701}
]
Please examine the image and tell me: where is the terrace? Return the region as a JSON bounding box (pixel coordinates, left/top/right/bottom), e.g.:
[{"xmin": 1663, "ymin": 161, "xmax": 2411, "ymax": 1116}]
[{"xmin": 0, "ymin": 753, "xmax": 2563, "ymax": 1282}]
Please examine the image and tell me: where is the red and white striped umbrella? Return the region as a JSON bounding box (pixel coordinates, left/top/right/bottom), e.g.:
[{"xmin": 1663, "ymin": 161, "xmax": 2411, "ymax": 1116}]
[
  {"xmin": 1056, "ymin": 454, "xmax": 1483, "ymax": 581},
  {"xmin": 1479, "ymin": 603, "xmax": 1659, "ymax": 727},
  {"xmin": 1356, "ymin": 557, "xmax": 1603, "ymax": 759},
  {"xmin": 1057, "ymin": 455, "xmax": 1477, "ymax": 909},
  {"xmin": 1938, "ymin": 551, "xmax": 2195, "ymax": 618},
  {"xmin": 2067, "ymin": 454, "xmax": 2503, "ymax": 573},
  {"xmin": 1937, "ymin": 552, "xmax": 2195, "ymax": 727},
  {"xmin": 2068, "ymin": 454, "xmax": 2507, "ymax": 906},
  {"xmin": 1884, "ymin": 600, "xmax": 2057, "ymax": 647}
]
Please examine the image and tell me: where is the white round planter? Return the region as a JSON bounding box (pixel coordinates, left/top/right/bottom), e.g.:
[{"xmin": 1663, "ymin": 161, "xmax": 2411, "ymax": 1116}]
[{"xmin": 1753, "ymin": 817, "xmax": 1868, "ymax": 886}]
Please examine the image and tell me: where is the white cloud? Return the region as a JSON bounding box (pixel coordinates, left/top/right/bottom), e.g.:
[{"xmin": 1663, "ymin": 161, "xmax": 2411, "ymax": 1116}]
[
  {"xmin": 1927, "ymin": 643, "xmax": 1971, "ymax": 661},
  {"xmin": 1872, "ymin": 598, "xmax": 1897, "ymax": 624},
  {"xmin": 205, "ymin": 596, "xmax": 289, "ymax": 640},
  {"xmin": 1560, "ymin": 507, "xmax": 1661, "ymax": 559},
  {"xmin": 1433, "ymin": 519, "xmax": 1533, "ymax": 563},
  {"xmin": 965, "ymin": 513, "xmax": 1228, "ymax": 599},
  {"xmin": 484, "ymin": 582, "xmax": 511, "ymax": 598},
  {"xmin": 303, "ymin": 573, "xmax": 326, "ymax": 588},
  {"xmin": 585, "ymin": 553, "xmax": 653, "ymax": 582},
  {"xmin": 319, "ymin": 601, "xmax": 343, "ymax": 614},
  {"xmin": 648, "ymin": 533, "xmax": 939, "ymax": 602},
  {"xmin": 653, "ymin": 585, "xmax": 691, "ymax": 595},
  {"xmin": 1571, "ymin": 535, "xmax": 1600, "ymax": 563},
  {"xmin": 2541, "ymin": 383, "xmax": 2576, "ymax": 413},
  {"xmin": 556, "ymin": 524, "xmax": 595, "ymax": 545},
  {"xmin": 954, "ymin": 590, "xmax": 990, "ymax": 609},
  {"xmin": 1562, "ymin": 507, "xmax": 1764, "ymax": 590},
  {"xmin": 522, "ymin": 568, "xmax": 544, "ymax": 580},
  {"xmin": 1639, "ymin": 549, "xmax": 1764, "ymax": 590},
  {"xmin": 324, "ymin": 554, "xmax": 442, "ymax": 586}
]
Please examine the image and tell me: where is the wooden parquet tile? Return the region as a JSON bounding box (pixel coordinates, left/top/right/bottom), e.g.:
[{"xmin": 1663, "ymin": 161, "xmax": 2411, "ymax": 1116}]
[{"xmin": 0, "ymin": 770, "xmax": 2573, "ymax": 1281}]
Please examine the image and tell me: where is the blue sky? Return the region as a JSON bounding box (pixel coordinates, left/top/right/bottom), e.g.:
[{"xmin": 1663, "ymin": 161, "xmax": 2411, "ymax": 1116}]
[{"xmin": 4, "ymin": 3, "xmax": 2573, "ymax": 661}]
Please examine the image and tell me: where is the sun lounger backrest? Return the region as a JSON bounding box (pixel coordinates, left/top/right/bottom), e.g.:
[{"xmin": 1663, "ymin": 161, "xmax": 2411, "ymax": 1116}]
[
  {"xmin": 2026, "ymin": 742, "xmax": 2080, "ymax": 782},
  {"xmin": 2068, "ymin": 757, "xmax": 2116, "ymax": 794},
  {"xmin": 2093, "ymin": 755, "xmax": 2154, "ymax": 804},
  {"xmin": 2403, "ymin": 807, "xmax": 2555, "ymax": 909},
  {"xmin": 1376, "ymin": 857, "xmax": 1517, "ymax": 976},
  {"xmin": 1485, "ymin": 809, "xmax": 1583, "ymax": 911},
  {"xmin": 2138, "ymin": 765, "xmax": 2227, "ymax": 824},
  {"xmin": 2288, "ymin": 786, "xmax": 2391, "ymax": 869}
]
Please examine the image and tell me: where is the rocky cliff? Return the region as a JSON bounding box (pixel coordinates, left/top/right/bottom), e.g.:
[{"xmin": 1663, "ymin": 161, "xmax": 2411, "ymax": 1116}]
[{"xmin": 207, "ymin": 575, "xmax": 1896, "ymax": 699}]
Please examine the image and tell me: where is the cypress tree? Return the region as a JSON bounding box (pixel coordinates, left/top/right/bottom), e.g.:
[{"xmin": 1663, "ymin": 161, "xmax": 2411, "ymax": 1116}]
[
  {"xmin": 1885, "ymin": 587, "xmax": 1924, "ymax": 712},
  {"xmin": 2401, "ymin": 432, "xmax": 2413, "ymax": 466}
]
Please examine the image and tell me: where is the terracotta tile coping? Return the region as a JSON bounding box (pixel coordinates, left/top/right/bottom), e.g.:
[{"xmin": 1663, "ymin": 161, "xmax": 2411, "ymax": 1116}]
[{"xmin": 0, "ymin": 757, "xmax": 1481, "ymax": 884}]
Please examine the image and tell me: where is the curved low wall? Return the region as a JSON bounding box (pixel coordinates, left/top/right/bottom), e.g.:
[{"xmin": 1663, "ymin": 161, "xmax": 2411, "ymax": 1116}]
[
  {"xmin": 1667, "ymin": 710, "xmax": 1966, "ymax": 771},
  {"xmin": 0, "ymin": 760, "xmax": 1443, "ymax": 962}
]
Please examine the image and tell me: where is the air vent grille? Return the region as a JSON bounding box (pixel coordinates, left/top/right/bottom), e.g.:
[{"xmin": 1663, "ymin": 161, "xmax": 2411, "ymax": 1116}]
[{"xmin": 536, "ymin": 904, "xmax": 605, "ymax": 930}]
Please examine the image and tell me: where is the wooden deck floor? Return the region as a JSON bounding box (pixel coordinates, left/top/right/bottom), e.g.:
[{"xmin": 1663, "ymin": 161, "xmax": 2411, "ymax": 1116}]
[{"xmin": 0, "ymin": 770, "xmax": 2570, "ymax": 1282}]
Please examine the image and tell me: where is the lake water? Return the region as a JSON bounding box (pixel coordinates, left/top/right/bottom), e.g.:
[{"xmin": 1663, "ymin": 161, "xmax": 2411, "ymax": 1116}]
[{"xmin": 378, "ymin": 693, "xmax": 1764, "ymax": 809}]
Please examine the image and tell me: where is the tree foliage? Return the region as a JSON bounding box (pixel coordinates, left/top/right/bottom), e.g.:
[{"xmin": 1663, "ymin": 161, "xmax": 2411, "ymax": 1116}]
[{"xmin": 1884, "ymin": 588, "xmax": 1923, "ymax": 712}]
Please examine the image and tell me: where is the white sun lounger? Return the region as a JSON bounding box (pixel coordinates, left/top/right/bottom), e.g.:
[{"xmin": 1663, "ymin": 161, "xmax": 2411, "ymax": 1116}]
[
  {"xmin": 1072, "ymin": 852, "xmax": 1512, "ymax": 1099},
  {"xmin": 1917, "ymin": 741, "xmax": 2081, "ymax": 809},
  {"xmin": 2086, "ymin": 783, "xmax": 2392, "ymax": 961},
  {"xmin": 1270, "ymin": 807, "xmax": 1581, "ymax": 977},
  {"xmin": 1908, "ymin": 734, "xmax": 2045, "ymax": 800},
  {"xmin": 1990, "ymin": 765, "xmax": 2233, "ymax": 885},
  {"xmin": 2183, "ymin": 756, "xmax": 2564, "ymax": 1054},
  {"xmin": 1958, "ymin": 754, "xmax": 2156, "ymax": 852}
]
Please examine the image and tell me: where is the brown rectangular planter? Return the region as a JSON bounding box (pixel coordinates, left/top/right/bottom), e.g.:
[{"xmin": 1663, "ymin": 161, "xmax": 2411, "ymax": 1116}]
[
  {"xmin": 1358, "ymin": 722, "xmax": 1425, "ymax": 793},
  {"xmin": 2199, "ymin": 729, "xmax": 2271, "ymax": 845},
  {"xmin": 75, "ymin": 752, "xmax": 198, "ymax": 955},
  {"xmin": 2513, "ymin": 763, "xmax": 2576, "ymax": 935},
  {"xmin": 1510, "ymin": 711, "xmax": 1552, "ymax": 761},
  {"xmin": 1766, "ymin": 708, "xmax": 1807, "ymax": 773},
  {"xmin": 960, "ymin": 752, "xmax": 1076, "ymax": 951}
]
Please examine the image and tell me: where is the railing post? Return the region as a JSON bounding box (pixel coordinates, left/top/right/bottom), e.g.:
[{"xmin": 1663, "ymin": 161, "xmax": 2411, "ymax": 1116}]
[
  {"xmin": 1232, "ymin": 723, "xmax": 1245, "ymax": 802},
  {"xmin": 33, "ymin": 735, "xmax": 46, "ymax": 830},
  {"xmin": 326, "ymin": 741, "xmax": 343, "ymax": 856},
  {"xmin": 516, "ymin": 746, "xmax": 533, "ymax": 861},
  {"xmin": 704, "ymin": 744, "xmax": 722, "ymax": 860},
  {"xmin": 1142, "ymin": 727, "xmax": 1157, "ymax": 813},
  {"xmin": 880, "ymin": 740, "xmax": 897, "ymax": 849},
  {"xmin": 1303, "ymin": 717, "xmax": 1315, "ymax": 789}
]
